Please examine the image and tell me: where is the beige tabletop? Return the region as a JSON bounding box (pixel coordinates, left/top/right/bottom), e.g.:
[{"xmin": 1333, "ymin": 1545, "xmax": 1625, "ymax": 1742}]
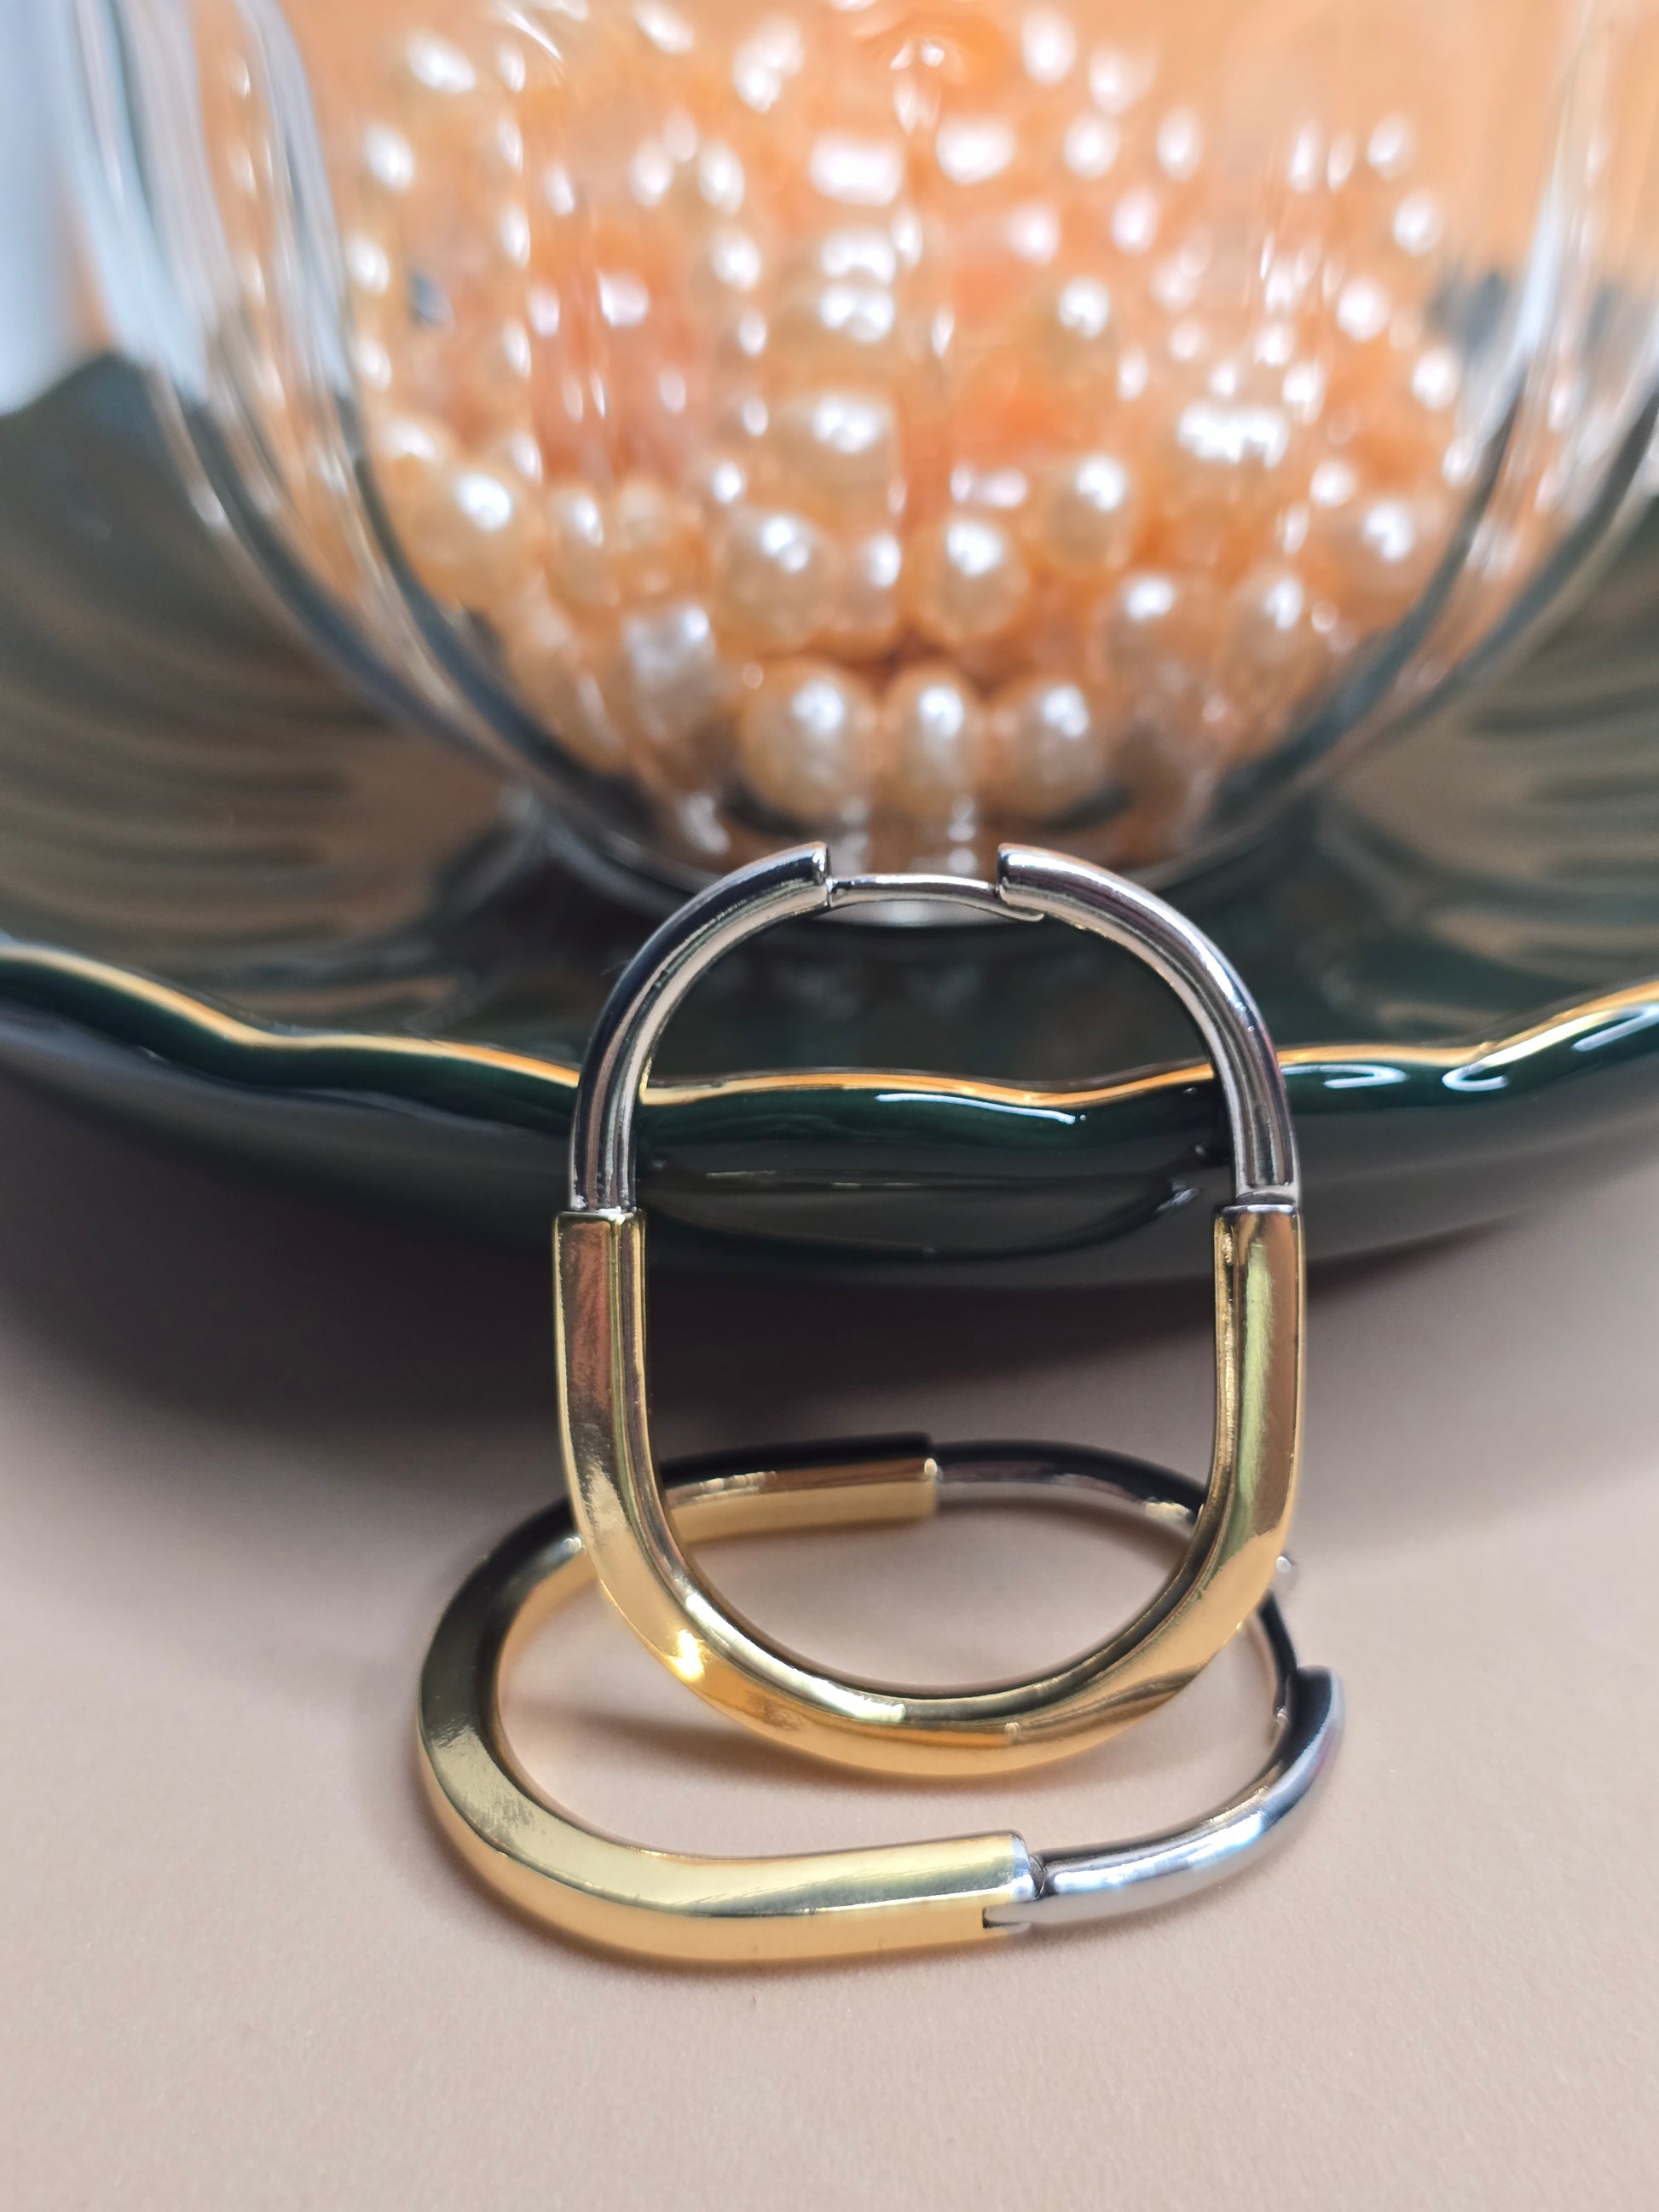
[{"xmin": 2, "ymin": 1072, "xmax": 1655, "ymax": 2209}]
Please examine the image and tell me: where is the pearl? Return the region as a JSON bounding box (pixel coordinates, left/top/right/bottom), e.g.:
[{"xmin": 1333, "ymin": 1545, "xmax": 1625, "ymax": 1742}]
[
  {"xmin": 737, "ymin": 661, "xmax": 879, "ymax": 826},
  {"xmin": 1028, "ymin": 274, "xmax": 1121, "ymax": 384},
  {"xmin": 367, "ymin": 407, "xmax": 455, "ymax": 509},
  {"xmin": 935, "ymin": 116, "xmax": 1019, "ymax": 191},
  {"xmin": 1089, "ymin": 45, "xmax": 1154, "ymax": 118},
  {"xmin": 881, "ymin": 666, "xmax": 988, "ymax": 823},
  {"xmin": 459, "ymin": 317, "xmax": 535, "ymax": 424},
  {"xmin": 1022, "ymin": 9, "xmax": 1078, "ymax": 86},
  {"xmin": 1367, "ymin": 115, "xmax": 1417, "ymax": 181},
  {"xmin": 498, "ymin": 586, "xmax": 627, "ymax": 774},
  {"xmin": 398, "ymin": 453, "xmax": 539, "ymax": 608},
  {"xmin": 1392, "ymin": 190, "xmax": 1444, "ymax": 257},
  {"xmin": 1028, "ymin": 453, "xmax": 1141, "ymax": 580},
  {"xmin": 714, "ymin": 507, "xmax": 838, "ymax": 650},
  {"xmin": 543, "ymin": 482, "xmax": 619, "ymax": 614},
  {"xmin": 771, "ymin": 275, "xmax": 903, "ymax": 379},
  {"xmin": 1063, "ymin": 113, "xmax": 1120, "ymax": 179},
  {"xmin": 685, "ymin": 451, "xmax": 749, "ymax": 515},
  {"xmin": 768, "ymin": 390, "xmax": 899, "ymax": 523},
  {"xmin": 1158, "ymin": 390, "xmax": 1298, "ymax": 566},
  {"xmin": 343, "ymin": 228, "xmax": 394, "ymax": 304},
  {"xmin": 1222, "ymin": 563, "xmax": 1327, "ymax": 718},
  {"xmin": 610, "ymin": 599, "xmax": 737, "ymax": 761},
  {"xmin": 605, "ymin": 476, "xmax": 704, "ymax": 598},
  {"xmin": 807, "ymin": 133, "xmax": 906, "ymax": 211},
  {"xmin": 488, "ymin": 427, "xmax": 544, "ymax": 486},
  {"xmin": 1304, "ymin": 471, "xmax": 1448, "ymax": 615},
  {"xmin": 396, "ymin": 34, "xmax": 478, "ymax": 105},
  {"xmin": 824, "ymin": 530, "xmax": 904, "ymax": 656},
  {"xmin": 1092, "ymin": 569, "xmax": 1224, "ymax": 717},
  {"xmin": 1156, "ymin": 108, "xmax": 1204, "ymax": 183},
  {"xmin": 361, "ymin": 121, "xmax": 416, "ymax": 199},
  {"xmin": 987, "ymin": 677, "xmax": 1119, "ymax": 821},
  {"xmin": 908, "ymin": 512, "xmax": 1032, "ymax": 647}
]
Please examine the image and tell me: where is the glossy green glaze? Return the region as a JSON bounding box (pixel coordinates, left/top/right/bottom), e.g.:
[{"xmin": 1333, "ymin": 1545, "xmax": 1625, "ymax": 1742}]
[{"xmin": 3, "ymin": 361, "xmax": 1658, "ymax": 1282}]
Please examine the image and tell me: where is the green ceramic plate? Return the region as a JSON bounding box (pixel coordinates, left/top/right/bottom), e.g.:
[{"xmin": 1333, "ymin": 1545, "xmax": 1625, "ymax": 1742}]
[{"xmin": 3, "ymin": 359, "xmax": 1659, "ymax": 1284}]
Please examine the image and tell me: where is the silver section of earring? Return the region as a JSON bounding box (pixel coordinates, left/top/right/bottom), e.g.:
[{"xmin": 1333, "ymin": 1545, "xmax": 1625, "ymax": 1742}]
[{"xmin": 567, "ymin": 843, "xmax": 1299, "ymax": 1216}]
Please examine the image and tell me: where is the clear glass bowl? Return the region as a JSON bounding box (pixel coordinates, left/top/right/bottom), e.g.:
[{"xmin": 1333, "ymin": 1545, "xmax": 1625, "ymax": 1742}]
[{"xmin": 59, "ymin": 0, "xmax": 1659, "ymax": 897}]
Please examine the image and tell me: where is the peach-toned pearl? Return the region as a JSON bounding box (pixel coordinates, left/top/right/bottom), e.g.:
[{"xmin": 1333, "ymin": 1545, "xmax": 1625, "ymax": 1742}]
[
  {"xmin": 714, "ymin": 506, "xmax": 839, "ymax": 650},
  {"xmin": 823, "ymin": 530, "xmax": 904, "ymax": 656},
  {"xmin": 1091, "ymin": 569, "xmax": 1223, "ymax": 715},
  {"xmin": 497, "ymin": 586, "xmax": 627, "ymax": 775},
  {"xmin": 986, "ymin": 676, "xmax": 1119, "ymax": 821},
  {"xmin": 1028, "ymin": 453, "xmax": 1141, "ymax": 580},
  {"xmin": 1222, "ymin": 563, "xmax": 1327, "ymax": 716},
  {"xmin": 768, "ymin": 390, "xmax": 899, "ymax": 523},
  {"xmin": 908, "ymin": 511, "xmax": 1032, "ymax": 647},
  {"xmin": 880, "ymin": 665, "xmax": 988, "ymax": 823},
  {"xmin": 359, "ymin": 118, "xmax": 418, "ymax": 203},
  {"xmin": 543, "ymin": 482, "xmax": 619, "ymax": 614},
  {"xmin": 342, "ymin": 227, "xmax": 396, "ymax": 324},
  {"xmin": 393, "ymin": 32, "xmax": 480, "ymax": 109},
  {"xmin": 605, "ymin": 476, "xmax": 705, "ymax": 598},
  {"xmin": 609, "ymin": 598, "xmax": 738, "ymax": 761},
  {"xmin": 1158, "ymin": 390, "xmax": 1297, "ymax": 564},
  {"xmin": 737, "ymin": 661, "xmax": 879, "ymax": 826},
  {"xmin": 367, "ymin": 406, "xmax": 455, "ymax": 509},
  {"xmin": 684, "ymin": 450, "xmax": 750, "ymax": 517},
  {"xmin": 398, "ymin": 453, "xmax": 539, "ymax": 608},
  {"xmin": 770, "ymin": 274, "xmax": 904, "ymax": 380},
  {"xmin": 1026, "ymin": 274, "xmax": 1123, "ymax": 385},
  {"xmin": 1303, "ymin": 464, "xmax": 1448, "ymax": 615},
  {"xmin": 457, "ymin": 316, "xmax": 535, "ymax": 427}
]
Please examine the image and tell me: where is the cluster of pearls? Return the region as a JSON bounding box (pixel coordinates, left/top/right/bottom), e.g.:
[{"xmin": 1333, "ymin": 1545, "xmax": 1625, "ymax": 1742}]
[{"xmin": 311, "ymin": 0, "xmax": 1480, "ymax": 872}]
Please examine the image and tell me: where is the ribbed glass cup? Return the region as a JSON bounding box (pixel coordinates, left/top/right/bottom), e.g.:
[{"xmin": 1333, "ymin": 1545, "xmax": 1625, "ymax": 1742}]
[{"xmin": 61, "ymin": 0, "xmax": 1659, "ymax": 898}]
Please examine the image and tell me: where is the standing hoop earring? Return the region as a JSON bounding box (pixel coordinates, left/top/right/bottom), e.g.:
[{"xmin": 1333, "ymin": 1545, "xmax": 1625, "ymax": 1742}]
[{"xmin": 558, "ymin": 843, "xmax": 1303, "ymax": 1777}]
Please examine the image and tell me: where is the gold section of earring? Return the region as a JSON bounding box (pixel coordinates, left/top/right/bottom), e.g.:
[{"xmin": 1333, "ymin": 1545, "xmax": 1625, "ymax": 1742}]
[
  {"xmin": 558, "ymin": 1197, "xmax": 1301, "ymax": 1776},
  {"xmin": 417, "ymin": 1440, "xmax": 1341, "ymax": 1966},
  {"xmin": 419, "ymin": 1449, "xmax": 1028, "ymax": 1966}
]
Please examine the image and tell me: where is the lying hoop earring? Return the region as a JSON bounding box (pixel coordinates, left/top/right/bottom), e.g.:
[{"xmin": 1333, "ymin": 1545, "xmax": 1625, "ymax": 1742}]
[
  {"xmin": 558, "ymin": 844, "xmax": 1303, "ymax": 1776},
  {"xmin": 419, "ymin": 1438, "xmax": 1341, "ymax": 1966}
]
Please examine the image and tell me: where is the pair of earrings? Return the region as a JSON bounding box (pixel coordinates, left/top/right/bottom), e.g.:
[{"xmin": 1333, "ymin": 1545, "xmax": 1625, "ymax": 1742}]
[{"xmin": 419, "ymin": 844, "xmax": 1342, "ymax": 1964}]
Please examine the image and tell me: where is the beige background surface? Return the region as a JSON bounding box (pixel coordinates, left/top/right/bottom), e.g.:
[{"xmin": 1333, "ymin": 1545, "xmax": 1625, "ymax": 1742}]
[{"xmin": 1, "ymin": 1074, "xmax": 1655, "ymax": 2209}]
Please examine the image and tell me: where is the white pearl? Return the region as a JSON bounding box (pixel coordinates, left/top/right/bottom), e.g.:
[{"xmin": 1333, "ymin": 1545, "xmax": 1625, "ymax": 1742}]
[
  {"xmin": 714, "ymin": 506, "xmax": 839, "ymax": 650},
  {"xmin": 881, "ymin": 666, "xmax": 987, "ymax": 822},
  {"xmin": 737, "ymin": 661, "xmax": 879, "ymax": 825}
]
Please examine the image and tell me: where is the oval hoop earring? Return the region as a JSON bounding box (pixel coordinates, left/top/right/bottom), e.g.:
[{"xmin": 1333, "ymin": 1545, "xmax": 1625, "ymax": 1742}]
[
  {"xmin": 419, "ymin": 1438, "xmax": 1342, "ymax": 1965},
  {"xmin": 557, "ymin": 843, "xmax": 1304, "ymax": 1777}
]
